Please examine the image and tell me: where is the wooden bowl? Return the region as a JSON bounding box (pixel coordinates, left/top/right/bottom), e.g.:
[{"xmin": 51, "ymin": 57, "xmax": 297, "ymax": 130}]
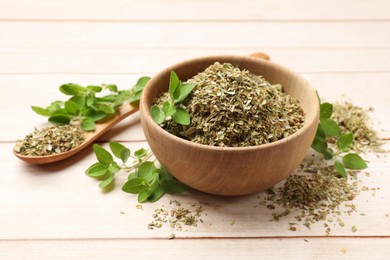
[{"xmin": 140, "ymin": 55, "xmax": 319, "ymax": 196}]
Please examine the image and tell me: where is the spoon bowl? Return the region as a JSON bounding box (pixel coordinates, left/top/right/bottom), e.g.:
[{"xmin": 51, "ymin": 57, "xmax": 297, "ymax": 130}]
[
  {"xmin": 14, "ymin": 103, "xmax": 139, "ymax": 164},
  {"xmin": 140, "ymin": 55, "xmax": 319, "ymax": 196}
]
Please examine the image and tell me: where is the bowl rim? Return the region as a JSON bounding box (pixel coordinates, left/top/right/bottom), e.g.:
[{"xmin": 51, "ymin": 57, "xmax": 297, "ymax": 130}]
[{"xmin": 140, "ymin": 55, "xmax": 320, "ymax": 152}]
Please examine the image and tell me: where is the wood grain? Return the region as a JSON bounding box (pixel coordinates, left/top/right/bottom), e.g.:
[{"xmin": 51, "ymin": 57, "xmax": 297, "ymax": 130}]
[
  {"xmin": 1, "ymin": 0, "xmax": 390, "ymax": 258},
  {"xmin": 1, "ymin": 0, "xmax": 389, "ymax": 21}
]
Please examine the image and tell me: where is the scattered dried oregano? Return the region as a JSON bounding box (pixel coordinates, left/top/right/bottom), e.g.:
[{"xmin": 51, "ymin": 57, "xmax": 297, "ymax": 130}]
[
  {"xmin": 148, "ymin": 201, "xmax": 204, "ymax": 231},
  {"xmin": 14, "ymin": 124, "xmax": 84, "ymax": 156},
  {"xmin": 331, "ymin": 101, "xmax": 385, "ymax": 153},
  {"xmin": 154, "ymin": 62, "xmax": 304, "ymax": 147}
]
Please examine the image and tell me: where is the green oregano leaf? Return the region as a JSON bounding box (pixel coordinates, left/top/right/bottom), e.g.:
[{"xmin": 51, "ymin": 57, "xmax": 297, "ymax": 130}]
[
  {"xmin": 93, "ymin": 144, "xmax": 114, "ymax": 165},
  {"xmin": 120, "ymin": 148, "xmax": 130, "ymax": 164},
  {"xmin": 64, "ymin": 100, "xmax": 81, "ymax": 115},
  {"xmin": 86, "ymin": 85, "xmax": 103, "ymax": 93},
  {"xmin": 109, "ymin": 142, "xmax": 127, "ymax": 159},
  {"xmin": 102, "ymin": 84, "xmax": 118, "ymax": 92},
  {"xmin": 342, "ymin": 153, "xmax": 368, "ymax": 169},
  {"xmin": 161, "ymin": 179, "xmax": 187, "ymax": 194},
  {"xmin": 85, "ymin": 162, "xmax": 109, "ymax": 178},
  {"xmin": 108, "ymin": 162, "xmax": 121, "ymax": 174},
  {"xmin": 172, "ymin": 107, "xmax": 190, "ymax": 125},
  {"xmin": 163, "ymin": 101, "xmax": 176, "ymax": 117},
  {"xmin": 320, "ymin": 118, "xmax": 341, "ymax": 137},
  {"xmin": 337, "ymin": 132, "xmax": 353, "ymax": 151},
  {"xmin": 334, "ymin": 161, "xmax": 348, "ymax": 179},
  {"xmin": 323, "ymin": 148, "xmax": 334, "ymax": 160},
  {"xmin": 174, "ymin": 83, "xmax": 197, "ymax": 104},
  {"xmin": 150, "ymin": 105, "xmax": 165, "ymax": 124},
  {"xmin": 48, "ymin": 114, "xmax": 71, "ymax": 125},
  {"xmin": 138, "ymin": 161, "xmax": 157, "ymax": 181},
  {"xmin": 169, "ymin": 71, "xmax": 180, "ymax": 99},
  {"xmin": 138, "ymin": 188, "xmax": 153, "ymax": 203},
  {"xmin": 134, "ymin": 148, "xmax": 147, "ymax": 158},
  {"xmin": 122, "ymin": 178, "xmax": 148, "ymax": 194},
  {"xmin": 147, "ymin": 184, "xmax": 165, "ymax": 202},
  {"xmin": 31, "ymin": 106, "xmax": 52, "ymax": 116},
  {"xmin": 81, "ymin": 117, "xmax": 95, "ymax": 131},
  {"xmin": 85, "ymin": 109, "xmax": 107, "ymax": 122},
  {"xmin": 99, "ymin": 174, "xmax": 115, "ymax": 189},
  {"xmin": 320, "ymin": 102, "xmax": 333, "ymax": 120},
  {"xmin": 59, "ymin": 83, "xmax": 86, "ymax": 96}
]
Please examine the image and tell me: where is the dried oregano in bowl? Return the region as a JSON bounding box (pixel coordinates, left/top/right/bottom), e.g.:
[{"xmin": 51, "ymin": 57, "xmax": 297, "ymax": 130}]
[{"xmin": 153, "ymin": 62, "xmax": 305, "ymax": 147}]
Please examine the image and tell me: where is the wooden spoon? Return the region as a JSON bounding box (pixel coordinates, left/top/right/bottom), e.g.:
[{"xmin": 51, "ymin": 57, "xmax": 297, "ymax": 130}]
[
  {"xmin": 14, "ymin": 52, "xmax": 270, "ymax": 165},
  {"xmin": 14, "ymin": 103, "xmax": 139, "ymax": 164}
]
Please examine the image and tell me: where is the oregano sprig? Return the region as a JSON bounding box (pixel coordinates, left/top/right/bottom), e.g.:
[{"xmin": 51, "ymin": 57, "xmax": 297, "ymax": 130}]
[
  {"xmin": 311, "ymin": 101, "xmax": 367, "ymax": 178},
  {"xmin": 31, "ymin": 77, "xmax": 150, "ymax": 131},
  {"xmin": 150, "ymin": 71, "xmax": 196, "ymax": 125},
  {"xmin": 85, "ymin": 142, "xmax": 187, "ymax": 203}
]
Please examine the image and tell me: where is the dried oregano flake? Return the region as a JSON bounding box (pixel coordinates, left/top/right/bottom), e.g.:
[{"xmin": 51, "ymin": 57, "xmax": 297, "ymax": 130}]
[
  {"xmin": 331, "ymin": 102, "xmax": 385, "ymax": 153},
  {"xmin": 14, "ymin": 124, "xmax": 84, "ymax": 156},
  {"xmin": 154, "ymin": 62, "xmax": 305, "ymax": 147}
]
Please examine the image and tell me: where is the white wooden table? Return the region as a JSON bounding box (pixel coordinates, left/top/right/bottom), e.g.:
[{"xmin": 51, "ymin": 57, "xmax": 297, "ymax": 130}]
[{"xmin": 1, "ymin": 1, "xmax": 389, "ymax": 259}]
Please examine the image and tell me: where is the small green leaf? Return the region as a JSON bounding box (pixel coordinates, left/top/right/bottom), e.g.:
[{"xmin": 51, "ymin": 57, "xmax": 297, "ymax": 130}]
[
  {"xmin": 320, "ymin": 118, "xmax": 341, "ymax": 137},
  {"xmin": 342, "ymin": 153, "xmax": 368, "ymax": 169},
  {"xmin": 138, "ymin": 188, "xmax": 153, "ymax": 203},
  {"xmin": 323, "ymin": 148, "xmax": 334, "ymax": 160},
  {"xmin": 31, "ymin": 106, "xmax": 51, "ymax": 116},
  {"xmin": 86, "ymin": 94, "xmax": 95, "ymax": 107},
  {"xmin": 120, "ymin": 148, "xmax": 130, "ymax": 164},
  {"xmin": 161, "ymin": 178, "xmax": 187, "ymax": 194},
  {"xmin": 174, "ymin": 83, "xmax": 196, "ymax": 103},
  {"xmin": 85, "ymin": 162, "xmax": 109, "ymax": 178},
  {"xmin": 64, "ymin": 100, "xmax": 80, "ymax": 115},
  {"xmin": 109, "ymin": 142, "xmax": 127, "ymax": 159},
  {"xmin": 169, "ymin": 71, "xmax": 180, "ymax": 99},
  {"xmin": 102, "ymin": 84, "xmax": 118, "ymax": 92},
  {"xmin": 48, "ymin": 114, "xmax": 71, "ymax": 125},
  {"xmin": 337, "ymin": 132, "xmax": 353, "ymax": 151},
  {"xmin": 172, "ymin": 107, "xmax": 190, "ymax": 125},
  {"xmin": 150, "ymin": 105, "xmax": 165, "ymax": 124},
  {"xmin": 138, "ymin": 161, "xmax": 158, "ymax": 181},
  {"xmin": 99, "ymin": 174, "xmax": 115, "ymax": 189},
  {"xmin": 134, "ymin": 148, "xmax": 147, "ymax": 158},
  {"xmin": 127, "ymin": 172, "xmax": 137, "ymax": 181},
  {"xmin": 147, "ymin": 184, "xmax": 165, "ymax": 202},
  {"xmin": 81, "ymin": 118, "xmax": 95, "ymax": 131},
  {"xmin": 97, "ymin": 103, "xmax": 115, "ymax": 114},
  {"xmin": 133, "ymin": 77, "xmax": 150, "ymax": 93},
  {"xmin": 96, "ymin": 94, "xmax": 117, "ymax": 103},
  {"xmin": 69, "ymin": 96, "xmax": 85, "ymax": 108},
  {"xmin": 334, "ymin": 161, "xmax": 348, "ymax": 179},
  {"xmin": 122, "ymin": 178, "xmax": 148, "ymax": 194},
  {"xmin": 311, "ymin": 123, "xmax": 328, "ymax": 153},
  {"xmin": 108, "ymin": 162, "xmax": 121, "ymax": 174},
  {"xmin": 86, "ymin": 85, "xmax": 102, "ymax": 93},
  {"xmin": 320, "ymin": 102, "xmax": 333, "ymax": 120},
  {"xmin": 85, "ymin": 109, "xmax": 107, "ymax": 122},
  {"xmin": 163, "ymin": 101, "xmax": 176, "ymax": 117},
  {"xmin": 93, "ymin": 144, "xmax": 114, "ymax": 165},
  {"xmin": 59, "ymin": 83, "xmax": 86, "ymax": 96}
]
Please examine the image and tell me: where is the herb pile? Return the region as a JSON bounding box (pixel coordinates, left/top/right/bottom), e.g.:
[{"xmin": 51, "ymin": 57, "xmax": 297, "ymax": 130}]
[
  {"xmin": 261, "ymin": 163, "xmax": 359, "ymax": 233},
  {"xmin": 257, "ymin": 99, "xmax": 385, "ymax": 234},
  {"xmin": 153, "ymin": 62, "xmax": 305, "ymax": 147},
  {"xmin": 14, "ymin": 125, "xmax": 84, "ymax": 156},
  {"xmin": 31, "ymin": 78, "xmax": 149, "ymax": 131},
  {"xmin": 148, "ymin": 201, "xmax": 205, "ymax": 231},
  {"xmin": 331, "ymin": 101, "xmax": 385, "ymax": 153}
]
